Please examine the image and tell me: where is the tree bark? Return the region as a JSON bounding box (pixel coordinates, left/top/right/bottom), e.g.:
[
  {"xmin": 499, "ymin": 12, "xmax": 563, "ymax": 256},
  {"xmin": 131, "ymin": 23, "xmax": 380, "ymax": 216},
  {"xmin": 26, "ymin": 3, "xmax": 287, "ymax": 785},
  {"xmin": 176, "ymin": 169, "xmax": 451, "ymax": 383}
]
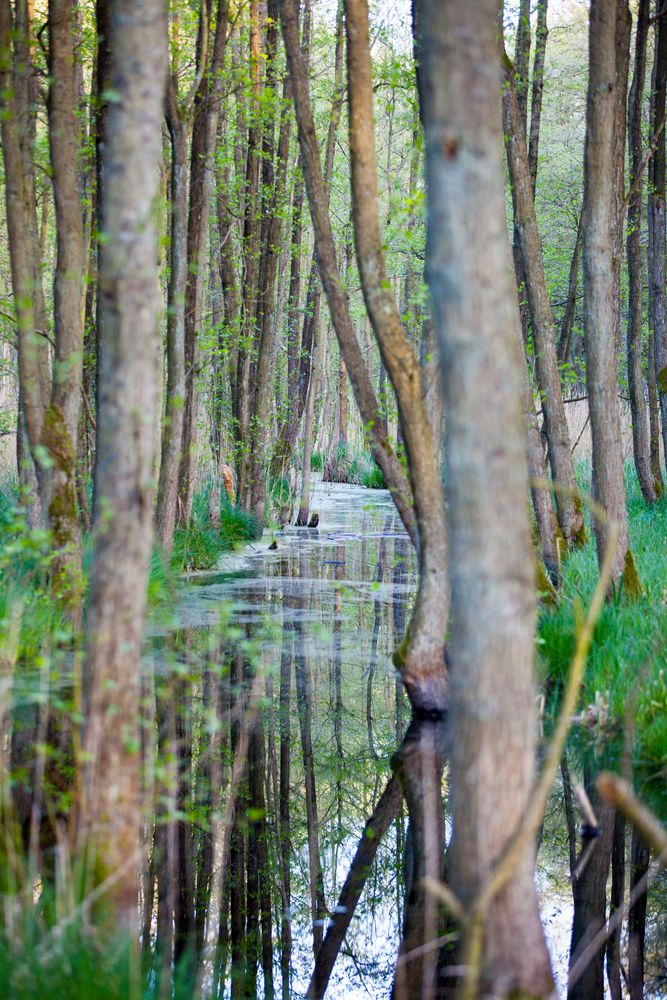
[
  {"xmin": 280, "ymin": 0, "xmax": 417, "ymax": 545},
  {"xmin": 503, "ymin": 61, "xmax": 585, "ymax": 548},
  {"xmin": 420, "ymin": 0, "xmax": 554, "ymax": 994},
  {"xmin": 177, "ymin": 0, "xmax": 230, "ymax": 524},
  {"xmin": 156, "ymin": 95, "xmax": 188, "ymax": 549},
  {"xmin": 45, "ymin": 0, "xmax": 86, "ymax": 609},
  {"xmin": 583, "ymin": 0, "xmax": 637, "ymax": 590},
  {"xmin": 0, "ymin": 1, "xmax": 50, "ymax": 516},
  {"xmin": 651, "ymin": 0, "xmax": 667, "ymax": 464},
  {"xmin": 627, "ymin": 0, "xmax": 658, "ymax": 502},
  {"xmin": 77, "ymin": 0, "xmax": 167, "ymax": 931},
  {"xmin": 627, "ymin": 828, "xmax": 649, "ymax": 999},
  {"xmin": 528, "ymin": 0, "xmax": 549, "ymax": 189},
  {"xmin": 568, "ymin": 791, "xmax": 615, "ymax": 1000}
]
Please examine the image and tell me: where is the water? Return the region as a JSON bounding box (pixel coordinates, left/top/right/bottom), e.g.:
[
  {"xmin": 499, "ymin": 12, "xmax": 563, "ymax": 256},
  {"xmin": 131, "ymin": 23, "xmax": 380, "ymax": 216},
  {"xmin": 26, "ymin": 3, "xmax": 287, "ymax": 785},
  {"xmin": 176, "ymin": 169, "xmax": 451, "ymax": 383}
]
[{"xmin": 145, "ymin": 479, "xmax": 665, "ymax": 998}]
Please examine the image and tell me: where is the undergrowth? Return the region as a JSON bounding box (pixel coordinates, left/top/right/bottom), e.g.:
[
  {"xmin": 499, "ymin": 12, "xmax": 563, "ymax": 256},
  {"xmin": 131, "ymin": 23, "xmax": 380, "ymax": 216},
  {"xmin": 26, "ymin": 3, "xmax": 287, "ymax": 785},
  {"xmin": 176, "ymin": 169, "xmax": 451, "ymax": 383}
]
[
  {"xmin": 538, "ymin": 462, "xmax": 667, "ymax": 786},
  {"xmin": 0, "ymin": 477, "xmax": 261, "ymax": 655},
  {"xmin": 322, "ymin": 443, "xmax": 386, "ymax": 488},
  {"xmin": 170, "ymin": 482, "xmax": 260, "ymax": 572}
]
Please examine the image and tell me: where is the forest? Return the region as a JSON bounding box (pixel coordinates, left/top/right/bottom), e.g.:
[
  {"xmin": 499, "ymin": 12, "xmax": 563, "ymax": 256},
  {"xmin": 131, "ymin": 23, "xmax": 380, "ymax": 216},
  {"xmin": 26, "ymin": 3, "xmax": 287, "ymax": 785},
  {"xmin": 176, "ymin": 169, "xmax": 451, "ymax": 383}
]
[{"xmin": 0, "ymin": 0, "xmax": 666, "ymax": 996}]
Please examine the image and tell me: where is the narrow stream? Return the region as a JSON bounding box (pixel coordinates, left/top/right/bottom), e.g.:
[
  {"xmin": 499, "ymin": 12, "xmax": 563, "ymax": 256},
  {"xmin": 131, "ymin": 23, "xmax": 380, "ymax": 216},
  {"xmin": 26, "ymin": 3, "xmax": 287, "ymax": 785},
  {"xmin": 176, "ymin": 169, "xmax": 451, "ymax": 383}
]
[{"xmin": 146, "ymin": 480, "xmax": 665, "ymax": 998}]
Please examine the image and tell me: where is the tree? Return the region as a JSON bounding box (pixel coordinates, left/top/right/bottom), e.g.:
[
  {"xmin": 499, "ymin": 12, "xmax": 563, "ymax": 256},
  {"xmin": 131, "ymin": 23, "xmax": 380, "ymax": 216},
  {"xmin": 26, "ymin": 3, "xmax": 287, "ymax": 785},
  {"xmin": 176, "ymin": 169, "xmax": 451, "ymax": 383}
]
[
  {"xmin": 419, "ymin": 0, "xmax": 554, "ymax": 994},
  {"xmin": 77, "ymin": 0, "xmax": 168, "ymax": 929},
  {"xmin": 583, "ymin": 0, "xmax": 638, "ymax": 590},
  {"xmin": 502, "ymin": 51, "xmax": 586, "ymax": 549},
  {"xmin": 626, "ymin": 0, "xmax": 658, "ymax": 502}
]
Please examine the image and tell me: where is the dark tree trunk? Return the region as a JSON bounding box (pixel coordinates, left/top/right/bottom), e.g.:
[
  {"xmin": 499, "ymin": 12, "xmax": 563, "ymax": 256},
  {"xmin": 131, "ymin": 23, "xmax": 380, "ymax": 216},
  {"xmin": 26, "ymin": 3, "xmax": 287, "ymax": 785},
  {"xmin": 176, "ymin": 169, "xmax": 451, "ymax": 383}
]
[{"xmin": 626, "ymin": 0, "xmax": 657, "ymax": 502}]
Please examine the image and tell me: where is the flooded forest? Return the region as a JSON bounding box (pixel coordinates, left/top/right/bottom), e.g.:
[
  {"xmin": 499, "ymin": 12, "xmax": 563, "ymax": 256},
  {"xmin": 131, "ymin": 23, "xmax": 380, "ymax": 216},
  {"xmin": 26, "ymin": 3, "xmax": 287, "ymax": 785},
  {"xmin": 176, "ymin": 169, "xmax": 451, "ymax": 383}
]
[{"xmin": 1, "ymin": 0, "xmax": 667, "ymax": 996}]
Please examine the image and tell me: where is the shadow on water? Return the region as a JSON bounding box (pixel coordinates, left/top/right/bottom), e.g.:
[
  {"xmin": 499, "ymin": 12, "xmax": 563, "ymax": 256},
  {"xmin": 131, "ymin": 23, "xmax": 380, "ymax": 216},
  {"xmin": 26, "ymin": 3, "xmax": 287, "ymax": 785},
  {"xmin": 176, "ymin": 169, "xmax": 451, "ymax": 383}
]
[{"xmin": 143, "ymin": 480, "xmax": 666, "ymax": 999}]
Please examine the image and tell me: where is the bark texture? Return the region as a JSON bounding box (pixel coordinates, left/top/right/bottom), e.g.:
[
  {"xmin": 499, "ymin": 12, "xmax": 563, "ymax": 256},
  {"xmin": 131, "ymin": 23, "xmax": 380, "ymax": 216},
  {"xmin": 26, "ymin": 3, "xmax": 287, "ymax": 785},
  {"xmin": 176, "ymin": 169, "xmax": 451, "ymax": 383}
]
[
  {"xmin": 626, "ymin": 0, "xmax": 657, "ymax": 502},
  {"xmin": 420, "ymin": 0, "xmax": 554, "ymax": 994},
  {"xmin": 583, "ymin": 0, "xmax": 636, "ymax": 590},
  {"xmin": 78, "ymin": 0, "xmax": 168, "ymax": 930},
  {"xmin": 503, "ymin": 59, "xmax": 585, "ymax": 548}
]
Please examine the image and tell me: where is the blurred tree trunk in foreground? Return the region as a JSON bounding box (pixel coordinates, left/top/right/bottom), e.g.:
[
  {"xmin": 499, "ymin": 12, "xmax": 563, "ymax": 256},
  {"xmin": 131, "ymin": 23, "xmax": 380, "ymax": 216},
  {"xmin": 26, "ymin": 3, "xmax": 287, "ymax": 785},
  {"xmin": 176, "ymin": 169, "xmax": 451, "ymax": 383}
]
[{"xmin": 78, "ymin": 0, "xmax": 168, "ymax": 932}]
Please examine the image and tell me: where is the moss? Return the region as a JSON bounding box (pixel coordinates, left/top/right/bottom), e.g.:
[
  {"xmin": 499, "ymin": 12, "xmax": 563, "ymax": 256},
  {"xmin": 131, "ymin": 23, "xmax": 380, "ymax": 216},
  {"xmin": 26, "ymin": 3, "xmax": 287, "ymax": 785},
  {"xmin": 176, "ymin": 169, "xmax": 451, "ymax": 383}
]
[
  {"xmin": 622, "ymin": 547, "xmax": 643, "ymax": 600},
  {"xmin": 571, "ymin": 495, "xmax": 587, "ymax": 548},
  {"xmin": 658, "ymin": 366, "xmax": 667, "ymax": 393},
  {"xmin": 536, "ymin": 560, "xmax": 557, "ymax": 608},
  {"xmin": 392, "ymin": 631, "xmax": 410, "ymax": 672}
]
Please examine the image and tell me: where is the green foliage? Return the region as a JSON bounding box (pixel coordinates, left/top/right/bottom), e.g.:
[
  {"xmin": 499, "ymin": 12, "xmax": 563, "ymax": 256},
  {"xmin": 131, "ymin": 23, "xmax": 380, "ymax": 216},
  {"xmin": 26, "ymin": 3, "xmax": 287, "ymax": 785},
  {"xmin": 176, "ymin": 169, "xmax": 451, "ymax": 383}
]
[
  {"xmin": 171, "ymin": 485, "xmax": 260, "ymax": 573},
  {"xmin": 310, "ymin": 451, "xmax": 324, "ymax": 472},
  {"xmin": 361, "ymin": 460, "xmax": 386, "ymax": 490},
  {"xmin": 538, "ymin": 464, "xmax": 667, "ymax": 777},
  {"xmin": 268, "ymin": 473, "xmax": 291, "ymax": 509},
  {"xmin": 0, "ymin": 913, "xmax": 196, "ymax": 1000},
  {"xmin": 322, "ymin": 443, "xmax": 386, "ymax": 488}
]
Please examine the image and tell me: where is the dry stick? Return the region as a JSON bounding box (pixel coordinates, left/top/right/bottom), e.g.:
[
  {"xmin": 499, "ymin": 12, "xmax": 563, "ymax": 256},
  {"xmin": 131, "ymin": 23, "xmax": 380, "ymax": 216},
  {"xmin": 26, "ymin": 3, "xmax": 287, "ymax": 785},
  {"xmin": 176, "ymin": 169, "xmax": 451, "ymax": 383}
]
[
  {"xmin": 571, "ymin": 412, "xmax": 590, "ymax": 456},
  {"xmin": 597, "ymin": 773, "xmax": 667, "ymax": 857},
  {"xmin": 425, "ymin": 486, "xmax": 618, "ymax": 999}
]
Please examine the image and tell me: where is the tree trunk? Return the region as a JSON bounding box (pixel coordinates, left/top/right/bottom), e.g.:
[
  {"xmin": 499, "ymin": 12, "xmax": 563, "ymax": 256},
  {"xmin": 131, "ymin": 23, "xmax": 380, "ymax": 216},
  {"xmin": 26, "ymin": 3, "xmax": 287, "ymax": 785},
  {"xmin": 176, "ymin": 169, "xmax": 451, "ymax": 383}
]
[
  {"xmin": 156, "ymin": 104, "xmax": 188, "ymax": 549},
  {"xmin": 627, "ymin": 0, "xmax": 657, "ymax": 502},
  {"xmin": 77, "ymin": 0, "xmax": 167, "ymax": 930},
  {"xmin": 651, "ymin": 0, "xmax": 667, "ymax": 464},
  {"xmin": 528, "ymin": 0, "xmax": 549, "ymax": 189},
  {"xmin": 583, "ymin": 0, "xmax": 637, "ymax": 591},
  {"xmin": 45, "ymin": 0, "xmax": 86, "ymax": 611},
  {"xmin": 606, "ymin": 811, "xmax": 625, "ymax": 1000},
  {"xmin": 627, "ymin": 829, "xmax": 649, "ymax": 999},
  {"xmin": 280, "ymin": 0, "xmax": 417, "ymax": 545},
  {"xmin": 420, "ymin": 1, "xmax": 554, "ymax": 994},
  {"xmin": 177, "ymin": 0, "xmax": 230, "ymax": 524},
  {"xmin": 568, "ymin": 791, "xmax": 615, "ymax": 1000},
  {"xmin": 503, "ymin": 62, "xmax": 585, "ymax": 548},
  {"xmin": 0, "ymin": 1, "xmax": 50, "ymax": 517}
]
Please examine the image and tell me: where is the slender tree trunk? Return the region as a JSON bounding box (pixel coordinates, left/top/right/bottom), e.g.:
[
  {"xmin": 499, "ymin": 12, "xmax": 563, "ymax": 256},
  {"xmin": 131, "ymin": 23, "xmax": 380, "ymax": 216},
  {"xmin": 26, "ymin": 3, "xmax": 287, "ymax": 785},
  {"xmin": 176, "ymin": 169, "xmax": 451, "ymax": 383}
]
[
  {"xmin": 646, "ymin": 209, "xmax": 664, "ymax": 486},
  {"xmin": 45, "ymin": 0, "xmax": 86, "ymax": 610},
  {"xmin": 627, "ymin": 829, "xmax": 649, "ymax": 999},
  {"xmin": 503, "ymin": 63, "xmax": 585, "ymax": 548},
  {"xmin": 420, "ymin": 1, "xmax": 554, "ymax": 995},
  {"xmin": 583, "ymin": 0, "xmax": 637, "ymax": 591},
  {"xmin": 178, "ymin": 0, "xmax": 230, "ymax": 524},
  {"xmin": 294, "ymin": 546, "xmax": 326, "ymax": 955},
  {"xmin": 280, "ymin": 0, "xmax": 417, "ymax": 544},
  {"xmin": 651, "ymin": 0, "xmax": 667, "ymax": 463},
  {"xmin": 156, "ymin": 105, "xmax": 188, "ymax": 548},
  {"xmin": 528, "ymin": 0, "xmax": 549, "ymax": 189},
  {"xmin": 271, "ymin": 1, "xmax": 344, "ymax": 484},
  {"xmin": 606, "ymin": 812, "xmax": 625, "ymax": 1000},
  {"xmin": 568, "ymin": 791, "xmax": 615, "ymax": 1000},
  {"xmin": 278, "ymin": 588, "xmax": 293, "ymax": 1000},
  {"xmin": 627, "ymin": 0, "xmax": 657, "ymax": 502},
  {"xmin": 78, "ymin": 0, "xmax": 167, "ymax": 930},
  {"xmin": 557, "ymin": 211, "xmax": 583, "ymax": 365},
  {"xmin": 306, "ymin": 775, "xmax": 404, "ymax": 999},
  {"xmin": 0, "ymin": 1, "xmax": 49, "ymax": 516}
]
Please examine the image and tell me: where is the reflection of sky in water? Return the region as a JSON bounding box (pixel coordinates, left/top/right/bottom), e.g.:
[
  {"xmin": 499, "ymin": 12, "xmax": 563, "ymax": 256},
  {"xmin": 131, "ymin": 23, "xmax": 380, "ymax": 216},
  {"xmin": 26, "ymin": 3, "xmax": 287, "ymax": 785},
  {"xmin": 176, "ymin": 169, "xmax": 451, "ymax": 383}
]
[{"xmin": 148, "ymin": 480, "xmax": 655, "ymax": 998}]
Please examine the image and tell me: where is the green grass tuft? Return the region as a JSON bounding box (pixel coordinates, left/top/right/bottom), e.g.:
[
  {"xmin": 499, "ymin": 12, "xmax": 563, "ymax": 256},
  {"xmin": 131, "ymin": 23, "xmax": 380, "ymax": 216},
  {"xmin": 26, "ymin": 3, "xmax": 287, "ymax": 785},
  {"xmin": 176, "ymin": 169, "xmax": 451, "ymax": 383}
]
[{"xmin": 538, "ymin": 463, "xmax": 667, "ymax": 779}]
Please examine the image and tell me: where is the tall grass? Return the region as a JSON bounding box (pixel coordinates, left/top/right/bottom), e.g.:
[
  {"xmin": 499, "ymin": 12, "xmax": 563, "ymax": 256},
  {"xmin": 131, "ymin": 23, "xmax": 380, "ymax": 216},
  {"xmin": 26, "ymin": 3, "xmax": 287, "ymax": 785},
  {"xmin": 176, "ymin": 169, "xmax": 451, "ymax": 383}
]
[
  {"xmin": 322, "ymin": 443, "xmax": 386, "ymax": 488},
  {"xmin": 538, "ymin": 463, "xmax": 667, "ymax": 782}
]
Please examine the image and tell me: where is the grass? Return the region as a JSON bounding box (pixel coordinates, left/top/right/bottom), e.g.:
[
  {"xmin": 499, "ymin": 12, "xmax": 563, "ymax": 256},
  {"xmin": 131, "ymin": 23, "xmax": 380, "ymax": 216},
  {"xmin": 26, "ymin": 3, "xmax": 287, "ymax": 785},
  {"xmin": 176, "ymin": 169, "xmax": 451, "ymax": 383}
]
[
  {"xmin": 538, "ymin": 463, "xmax": 667, "ymax": 790},
  {"xmin": 0, "ymin": 476, "xmax": 261, "ymax": 656},
  {"xmin": 322, "ymin": 443, "xmax": 386, "ymax": 488},
  {"xmin": 170, "ymin": 481, "xmax": 261, "ymax": 573}
]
